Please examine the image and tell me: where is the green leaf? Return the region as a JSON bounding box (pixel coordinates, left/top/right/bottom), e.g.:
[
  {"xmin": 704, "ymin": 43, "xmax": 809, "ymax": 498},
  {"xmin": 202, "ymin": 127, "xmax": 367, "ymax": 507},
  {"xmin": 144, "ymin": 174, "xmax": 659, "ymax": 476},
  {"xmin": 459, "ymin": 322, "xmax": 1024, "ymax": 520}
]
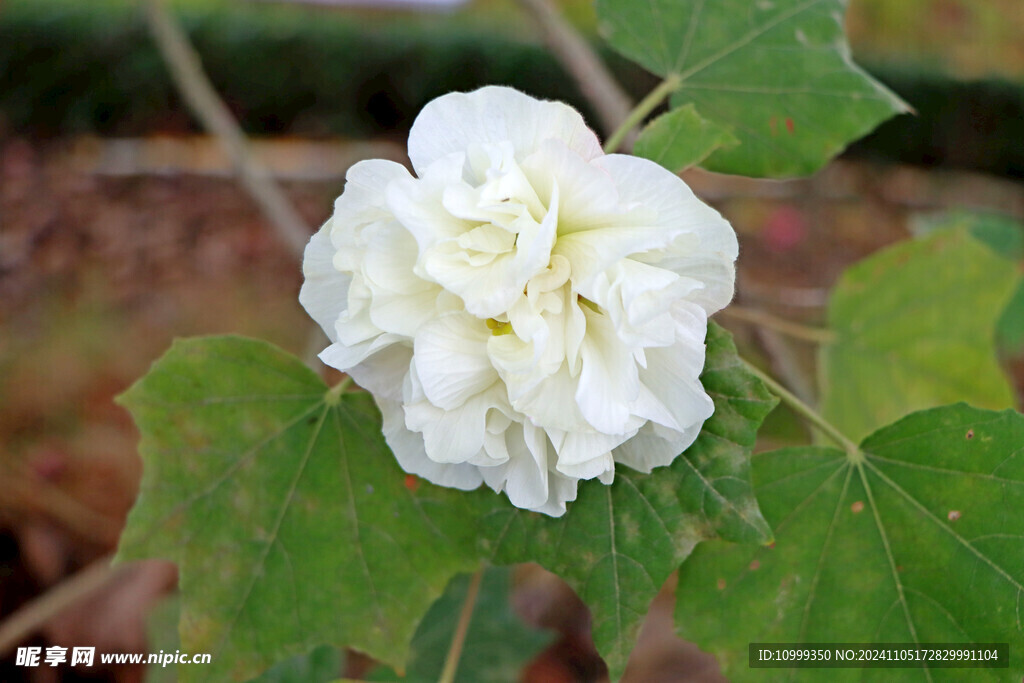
[
  {"xmin": 596, "ymin": 0, "xmax": 909, "ymax": 177},
  {"xmin": 820, "ymin": 228, "xmax": 1019, "ymax": 443},
  {"xmin": 633, "ymin": 103, "xmax": 739, "ymax": 172},
  {"xmin": 116, "ymin": 336, "xmax": 485, "ymax": 681},
  {"xmin": 912, "ymin": 210, "xmax": 1024, "ymax": 262},
  {"xmin": 675, "ymin": 403, "xmax": 1024, "ymax": 681},
  {"xmin": 365, "ymin": 567, "xmax": 552, "ymax": 682},
  {"xmin": 117, "ymin": 325, "xmax": 774, "ymax": 681},
  {"xmin": 912, "ymin": 211, "xmax": 1024, "ymax": 355},
  {"xmin": 996, "ymin": 285, "xmax": 1024, "ymax": 356}
]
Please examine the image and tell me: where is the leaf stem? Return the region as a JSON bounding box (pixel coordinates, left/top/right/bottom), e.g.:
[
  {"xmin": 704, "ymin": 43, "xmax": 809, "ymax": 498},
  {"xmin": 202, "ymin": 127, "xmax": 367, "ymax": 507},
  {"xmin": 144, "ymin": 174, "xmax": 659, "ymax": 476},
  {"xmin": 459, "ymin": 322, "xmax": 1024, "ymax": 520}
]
[
  {"xmin": 437, "ymin": 569, "xmax": 483, "ymax": 683},
  {"xmin": 603, "ymin": 75, "xmax": 682, "ymax": 153},
  {"xmin": 325, "ymin": 376, "xmax": 354, "ymax": 405},
  {"xmin": 741, "ymin": 359, "xmax": 863, "ymax": 462},
  {"xmin": 720, "ymin": 305, "xmax": 836, "ymax": 344}
]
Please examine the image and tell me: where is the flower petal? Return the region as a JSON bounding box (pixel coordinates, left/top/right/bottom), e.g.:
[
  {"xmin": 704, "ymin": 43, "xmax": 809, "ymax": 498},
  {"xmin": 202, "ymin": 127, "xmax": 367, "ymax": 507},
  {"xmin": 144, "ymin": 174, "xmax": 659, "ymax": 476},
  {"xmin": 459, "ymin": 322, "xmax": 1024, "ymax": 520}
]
[
  {"xmin": 598, "ymin": 154, "xmax": 738, "ymax": 313},
  {"xmin": 299, "ymin": 221, "xmax": 351, "ymax": 342},
  {"xmin": 556, "ymin": 429, "xmax": 632, "ymax": 469},
  {"xmin": 346, "ymin": 344, "xmax": 412, "ymax": 402},
  {"xmin": 576, "ymin": 307, "xmax": 640, "ymax": 434},
  {"xmin": 407, "ymin": 86, "xmax": 603, "ymax": 176},
  {"xmin": 331, "ymin": 159, "xmax": 412, "ymax": 237},
  {"xmin": 378, "ymin": 396, "xmax": 483, "ymax": 490},
  {"xmin": 501, "ymin": 422, "xmax": 550, "ymax": 510},
  {"xmin": 556, "ymin": 451, "xmax": 615, "ymax": 481},
  {"xmin": 638, "ymin": 341, "xmax": 715, "ymax": 437},
  {"xmin": 319, "ymin": 333, "xmax": 402, "ymax": 372},
  {"xmin": 413, "ymin": 313, "xmax": 498, "ymax": 409},
  {"xmin": 614, "ymin": 420, "xmax": 702, "ymax": 473},
  {"xmin": 404, "ymin": 381, "xmax": 501, "ymax": 465},
  {"xmin": 521, "ymin": 139, "xmax": 623, "ymax": 232}
]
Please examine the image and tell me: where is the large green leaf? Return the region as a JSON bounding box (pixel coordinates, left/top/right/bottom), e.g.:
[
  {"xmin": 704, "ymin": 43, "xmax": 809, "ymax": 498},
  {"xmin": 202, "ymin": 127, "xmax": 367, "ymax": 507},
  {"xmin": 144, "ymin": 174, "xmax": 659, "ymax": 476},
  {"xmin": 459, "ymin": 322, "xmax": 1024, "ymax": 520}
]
[
  {"xmin": 366, "ymin": 567, "xmax": 552, "ymax": 682},
  {"xmin": 820, "ymin": 228, "xmax": 1019, "ymax": 443},
  {"xmin": 117, "ymin": 337, "xmax": 485, "ymax": 681},
  {"xmin": 117, "ymin": 324, "xmax": 774, "ymax": 681},
  {"xmin": 676, "ymin": 403, "xmax": 1024, "ymax": 681},
  {"xmin": 596, "ymin": 0, "xmax": 908, "ymax": 176},
  {"xmin": 913, "ymin": 211, "xmax": 1024, "ymax": 356}
]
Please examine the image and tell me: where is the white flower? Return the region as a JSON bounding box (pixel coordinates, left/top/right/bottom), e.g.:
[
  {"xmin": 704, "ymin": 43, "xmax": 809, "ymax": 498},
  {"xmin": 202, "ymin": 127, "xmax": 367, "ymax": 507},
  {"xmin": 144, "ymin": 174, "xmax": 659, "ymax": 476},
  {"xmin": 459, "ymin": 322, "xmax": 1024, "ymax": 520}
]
[{"xmin": 300, "ymin": 86, "xmax": 738, "ymax": 516}]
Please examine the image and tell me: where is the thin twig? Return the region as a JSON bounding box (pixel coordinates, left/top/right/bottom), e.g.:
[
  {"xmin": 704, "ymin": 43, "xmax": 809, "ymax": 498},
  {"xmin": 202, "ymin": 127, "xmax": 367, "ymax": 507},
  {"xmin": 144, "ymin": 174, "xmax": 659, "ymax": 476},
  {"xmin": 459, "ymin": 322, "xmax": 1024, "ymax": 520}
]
[
  {"xmin": 515, "ymin": 0, "xmax": 634, "ymax": 139},
  {"xmin": 719, "ymin": 305, "xmax": 835, "ymax": 344},
  {"xmin": 0, "ymin": 555, "xmax": 126, "ymax": 655},
  {"xmin": 0, "ymin": 462, "xmax": 123, "ymax": 546},
  {"xmin": 143, "ymin": 0, "xmax": 310, "ymax": 260},
  {"xmin": 437, "ymin": 570, "xmax": 483, "ymax": 683}
]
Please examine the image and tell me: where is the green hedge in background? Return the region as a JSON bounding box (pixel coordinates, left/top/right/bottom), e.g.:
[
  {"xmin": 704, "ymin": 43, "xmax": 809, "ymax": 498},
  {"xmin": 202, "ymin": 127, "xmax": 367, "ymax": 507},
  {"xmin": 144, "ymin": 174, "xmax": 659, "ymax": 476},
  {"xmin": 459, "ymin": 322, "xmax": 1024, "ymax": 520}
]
[{"xmin": 2, "ymin": 0, "xmax": 1023, "ymax": 179}]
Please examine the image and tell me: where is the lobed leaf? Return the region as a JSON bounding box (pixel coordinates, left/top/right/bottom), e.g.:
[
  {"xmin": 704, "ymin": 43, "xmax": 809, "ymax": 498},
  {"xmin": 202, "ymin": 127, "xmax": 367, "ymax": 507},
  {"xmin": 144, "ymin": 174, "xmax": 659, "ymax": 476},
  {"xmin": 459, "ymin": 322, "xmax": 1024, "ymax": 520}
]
[
  {"xmin": 820, "ymin": 228, "xmax": 1019, "ymax": 443},
  {"xmin": 676, "ymin": 403, "xmax": 1024, "ymax": 681},
  {"xmin": 912, "ymin": 211, "xmax": 1024, "ymax": 356},
  {"xmin": 117, "ymin": 337, "xmax": 485, "ymax": 681},
  {"xmin": 596, "ymin": 0, "xmax": 909, "ymax": 177},
  {"xmin": 117, "ymin": 324, "xmax": 774, "ymax": 681}
]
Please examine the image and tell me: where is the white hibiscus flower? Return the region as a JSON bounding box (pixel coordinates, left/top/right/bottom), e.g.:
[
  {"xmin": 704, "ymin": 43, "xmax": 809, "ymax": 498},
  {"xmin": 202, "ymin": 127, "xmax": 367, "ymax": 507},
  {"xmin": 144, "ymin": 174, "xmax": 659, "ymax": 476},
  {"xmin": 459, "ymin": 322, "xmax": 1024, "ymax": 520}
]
[{"xmin": 300, "ymin": 86, "xmax": 737, "ymax": 517}]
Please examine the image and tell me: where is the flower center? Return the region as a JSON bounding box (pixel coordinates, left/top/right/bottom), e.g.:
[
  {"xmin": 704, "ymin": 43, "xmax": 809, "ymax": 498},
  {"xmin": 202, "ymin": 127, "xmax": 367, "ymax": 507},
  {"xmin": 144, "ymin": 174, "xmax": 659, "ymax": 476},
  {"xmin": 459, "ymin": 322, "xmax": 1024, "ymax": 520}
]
[{"xmin": 486, "ymin": 318, "xmax": 514, "ymax": 336}]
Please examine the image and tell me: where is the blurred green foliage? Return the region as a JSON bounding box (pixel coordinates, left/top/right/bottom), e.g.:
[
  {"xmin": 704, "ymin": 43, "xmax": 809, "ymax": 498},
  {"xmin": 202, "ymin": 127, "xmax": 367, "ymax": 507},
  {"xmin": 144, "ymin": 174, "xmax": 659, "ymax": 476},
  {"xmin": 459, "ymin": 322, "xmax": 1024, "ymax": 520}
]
[{"xmin": 2, "ymin": 0, "xmax": 1024, "ymax": 178}]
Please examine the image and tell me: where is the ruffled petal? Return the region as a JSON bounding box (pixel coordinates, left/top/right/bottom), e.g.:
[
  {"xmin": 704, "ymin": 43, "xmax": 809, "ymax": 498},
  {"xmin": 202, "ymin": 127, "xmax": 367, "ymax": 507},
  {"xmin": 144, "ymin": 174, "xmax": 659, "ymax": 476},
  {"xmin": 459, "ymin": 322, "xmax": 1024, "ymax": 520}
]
[
  {"xmin": 346, "ymin": 343, "xmax": 412, "ymax": 402},
  {"xmin": 378, "ymin": 396, "xmax": 483, "ymax": 490},
  {"xmin": 520, "ymin": 139, "xmax": 623, "ymax": 233},
  {"xmin": 413, "ymin": 313, "xmax": 498, "ymax": 409},
  {"xmin": 501, "ymin": 422, "xmax": 551, "ymax": 510},
  {"xmin": 319, "ymin": 332, "xmax": 402, "ymax": 372},
  {"xmin": 556, "ymin": 429, "xmax": 632, "ymax": 470},
  {"xmin": 576, "ymin": 307, "xmax": 640, "ymax": 434},
  {"xmin": 614, "ymin": 420, "xmax": 702, "ymax": 473},
  {"xmin": 556, "ymin": 451, "xmax": 615, "ymax": 481},
  {"xmin": 407, "ymin": 86, "xmax": 603, "ymax": 176},
  {"xmin": 299, "ymin": 220, "xmax": 351, "ymax": 342},
  {"xmin": 639, "ymin": 341, "xmax": 715, "ymax": 437},
  {"xmin": 598, "ymin": 154, "xmax": 738, "ymax": 313},
  {"xmin": 330, "ymin": 159, "xmax": 413, "ymax": 238}
]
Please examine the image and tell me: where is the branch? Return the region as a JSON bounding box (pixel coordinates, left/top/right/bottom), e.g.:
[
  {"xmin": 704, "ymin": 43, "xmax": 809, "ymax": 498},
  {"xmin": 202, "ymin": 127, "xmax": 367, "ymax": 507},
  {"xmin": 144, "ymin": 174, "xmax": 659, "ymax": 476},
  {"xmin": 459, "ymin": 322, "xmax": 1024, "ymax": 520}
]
[
  {"xmin": 515, "ymin": 0, "xmax": 634, "ymax": 140},
  {"xmin": 718, "ymin": 305, "xmax": 835, "ymax": 344},
  {"xmin": 0, "ymin": 556, "xmax": 126, "ymax": 654},
  {"xmin": 143, "ymin": 0, "xmax": 310, "ymax": 260},
  {"xmin": 0, "ymin": 461, "xmax": 123, "ymax": 546}
]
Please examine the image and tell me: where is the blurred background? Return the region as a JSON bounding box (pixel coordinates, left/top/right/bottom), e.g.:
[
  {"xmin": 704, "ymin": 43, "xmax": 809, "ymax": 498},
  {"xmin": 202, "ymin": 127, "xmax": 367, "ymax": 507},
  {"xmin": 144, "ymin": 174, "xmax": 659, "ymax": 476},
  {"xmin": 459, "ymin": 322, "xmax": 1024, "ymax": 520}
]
[{"xmin": 1, "ymin": 0, "xmax": 1023, "ymax": 680}]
